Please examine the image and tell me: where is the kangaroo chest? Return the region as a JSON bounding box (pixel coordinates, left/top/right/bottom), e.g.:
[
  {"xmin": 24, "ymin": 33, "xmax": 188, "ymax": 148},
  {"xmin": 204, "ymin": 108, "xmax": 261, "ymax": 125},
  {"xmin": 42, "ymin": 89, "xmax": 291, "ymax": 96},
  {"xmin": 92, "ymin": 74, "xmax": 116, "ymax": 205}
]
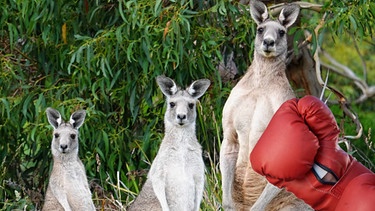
[
  {"xmin": 51, "ymin": 160, "xmax": 89, "ymax": 193},
  {"xmin": 152, "ymin": 141, "xmax": 204, "ymax": 187},
  {"xmin": 226, "ymin": 73, "xmax": 295, "ymax": 165},
  {"xmin": 169, "ymin": 146, "xmax": 203, "ymax": 178}
]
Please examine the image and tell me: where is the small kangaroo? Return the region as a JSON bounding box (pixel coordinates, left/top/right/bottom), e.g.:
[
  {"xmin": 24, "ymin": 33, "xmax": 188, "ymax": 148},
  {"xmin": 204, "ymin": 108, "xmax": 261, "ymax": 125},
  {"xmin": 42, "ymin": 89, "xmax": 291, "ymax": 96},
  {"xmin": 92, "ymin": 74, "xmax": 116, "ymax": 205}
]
[
  {"xmin": 43, "ymin": 108, "xmax": 95, "ymax": 211},
  {"xmin": 127, "ymin": 76, "xmax": 210, "ymax": 211}
]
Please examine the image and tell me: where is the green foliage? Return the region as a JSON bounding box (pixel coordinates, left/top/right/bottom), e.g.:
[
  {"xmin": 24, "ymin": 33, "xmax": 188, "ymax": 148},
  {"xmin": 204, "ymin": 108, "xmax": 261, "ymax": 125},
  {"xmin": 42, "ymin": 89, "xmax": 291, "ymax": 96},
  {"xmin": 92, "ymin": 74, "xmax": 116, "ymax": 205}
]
[
  {"xmin": 324, "ymin": 0, "xmax": 375, "ymax": 39},
  {"xmin": 330, "ymin": 99, "xmax": 375, "ymax": 171},
  {"xmin": 0, "ymin": 0, "xmax": 251, "ymax": 209}
]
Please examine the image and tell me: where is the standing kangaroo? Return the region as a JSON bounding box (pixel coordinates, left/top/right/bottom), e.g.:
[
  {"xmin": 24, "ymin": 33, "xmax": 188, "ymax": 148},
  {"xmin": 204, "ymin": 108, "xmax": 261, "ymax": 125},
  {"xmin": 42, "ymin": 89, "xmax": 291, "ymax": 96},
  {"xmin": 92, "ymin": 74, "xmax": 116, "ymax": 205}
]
[
  {"xmin": 127, "ymin": 76, "xmax": 210, "ymax": 211},
  {"xmin": 43, "ymin": 108, "xmax": 95, "ymax": 211},
  {"xmin": 220, "ymin": 1, "xmax": 312, "ymax": 210}
]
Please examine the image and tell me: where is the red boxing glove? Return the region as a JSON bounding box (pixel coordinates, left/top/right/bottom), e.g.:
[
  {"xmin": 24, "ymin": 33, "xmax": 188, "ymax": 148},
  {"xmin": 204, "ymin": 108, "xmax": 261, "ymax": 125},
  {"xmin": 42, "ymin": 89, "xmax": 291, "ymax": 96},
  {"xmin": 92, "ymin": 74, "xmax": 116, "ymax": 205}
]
[
  {"xmin": 297, "ymin": 95, "xmax": 351, "ymax": 182},
  {"xmin": 250, "ymin": 95, "xmax": 375, "ymax": 210},
  {"xmin": 250, "ymin": 98, "xmax": 320, "ymax": 182},
  {"xmin": 336, "ymin": 173, "xmax": 375, "ymax": 210}
]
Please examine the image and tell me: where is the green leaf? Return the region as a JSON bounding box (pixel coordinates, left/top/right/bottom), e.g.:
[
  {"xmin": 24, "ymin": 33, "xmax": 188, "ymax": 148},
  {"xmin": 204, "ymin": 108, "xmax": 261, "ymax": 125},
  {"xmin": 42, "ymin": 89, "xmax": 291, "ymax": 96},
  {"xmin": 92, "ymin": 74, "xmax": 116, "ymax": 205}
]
[
  {"xmin": 0, "ymin": 98, "xmax": 11, "ymax": 119},
  {"xmin": 154, "ymin": 0, "xmax": 162, "ymax": 16},
  {"xmin": 349, "ymin": 15, "xmax": 357, "ymax": 31}
]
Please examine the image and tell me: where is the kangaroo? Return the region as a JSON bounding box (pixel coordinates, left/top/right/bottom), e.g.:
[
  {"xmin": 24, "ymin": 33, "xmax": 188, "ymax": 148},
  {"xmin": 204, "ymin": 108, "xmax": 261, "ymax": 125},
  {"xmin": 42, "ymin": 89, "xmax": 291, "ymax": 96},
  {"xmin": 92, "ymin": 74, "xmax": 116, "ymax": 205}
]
[
  {"xmin": 127, "ymin": 76, "xmax": 210, "ymax": 211},
  {"xmin": 43, "ymin": 108, "xmax": 95, "ymax": 211},
  {"xmin": 220, "ymin": 1, "xmax": 312, "ymax": 210}
]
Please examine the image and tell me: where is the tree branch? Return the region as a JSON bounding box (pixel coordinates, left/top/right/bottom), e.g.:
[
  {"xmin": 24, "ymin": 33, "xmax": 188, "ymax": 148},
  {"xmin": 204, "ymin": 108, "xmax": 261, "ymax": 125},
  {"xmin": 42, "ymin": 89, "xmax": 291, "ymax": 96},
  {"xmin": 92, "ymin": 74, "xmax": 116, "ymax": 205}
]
[
  {"xmin": 310, "ymin": 13, "xmax": 364, "ymax": 152},
  {"xmin": 269, "ymin": 1, "xmax": 323, "ymax": 15},
  {"xmin": 320, "ymin": 50, "xmax": 375, "ymax": 103}
]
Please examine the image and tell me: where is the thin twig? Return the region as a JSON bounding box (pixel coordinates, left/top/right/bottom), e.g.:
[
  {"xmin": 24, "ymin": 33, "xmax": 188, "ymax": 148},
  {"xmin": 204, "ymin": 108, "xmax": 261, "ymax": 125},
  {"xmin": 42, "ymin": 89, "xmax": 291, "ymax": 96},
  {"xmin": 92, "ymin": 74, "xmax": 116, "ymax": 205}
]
[
  {"xmin": 313, "ymin": 13, "xmax": 327, "ymax": 86},
  {"xmin": 320, "ymin": 69, "xmax": 329, "ymax": 101}
]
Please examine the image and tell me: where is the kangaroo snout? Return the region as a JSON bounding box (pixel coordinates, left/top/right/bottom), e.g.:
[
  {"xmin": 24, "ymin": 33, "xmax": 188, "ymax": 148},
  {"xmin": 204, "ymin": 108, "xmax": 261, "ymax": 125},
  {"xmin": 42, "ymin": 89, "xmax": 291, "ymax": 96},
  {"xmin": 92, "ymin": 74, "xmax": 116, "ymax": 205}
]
[
  {"xmin": 60, "ymin": 144, "xmax": 68, "ymax": 153},
  {"xmin": 263, "ymin": 38, "xmax": 275, "ymax": 48},
  {"xmin": 177, "ymin": 114, "xmax": 186, "ymax": 120},
  {"xmin": 177, "ymin": 113, "xmax": 187, "ymax": 125}
]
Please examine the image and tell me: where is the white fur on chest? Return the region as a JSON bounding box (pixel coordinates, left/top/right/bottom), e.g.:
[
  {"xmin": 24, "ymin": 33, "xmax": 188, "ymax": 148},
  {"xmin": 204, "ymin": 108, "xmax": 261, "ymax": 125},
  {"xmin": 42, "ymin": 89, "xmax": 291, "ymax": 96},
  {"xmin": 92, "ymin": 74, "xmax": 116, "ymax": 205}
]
[
  {"xmin": 51, "ymin": 160, "xmax": 90, "ymax": 195},
  {"xmin": 148, "ymin": 136, "xmax": 204, "ymax": 210},
  {"xmin": 150, "ymin": 136, "xmax": 204, "ymax": 185}
]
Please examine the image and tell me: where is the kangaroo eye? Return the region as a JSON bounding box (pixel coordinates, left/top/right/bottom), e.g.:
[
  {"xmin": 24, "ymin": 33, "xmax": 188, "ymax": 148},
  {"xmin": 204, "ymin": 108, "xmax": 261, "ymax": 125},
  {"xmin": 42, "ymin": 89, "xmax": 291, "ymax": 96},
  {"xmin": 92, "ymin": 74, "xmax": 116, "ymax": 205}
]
[
  {"xmin": 257, "ymin": 27, "xmax": 264, "ymax": 34},
  {"xmin": 70, "ymin": 134, "xmax": 76, "ymax": 139},
  {"xmin": 279, "ymin": 29, "xmax": 285, "ymax": 37},
  {"xmin": 188, "ymin": 103, "xmax": 194, "ymax": 109},
  {"xmin": 169, "ymin": 102, "xmax": 175, "ymax": 108},
  {"xmin": 54, "ymin": 133, "xmax": 60, "ymax": 139}
]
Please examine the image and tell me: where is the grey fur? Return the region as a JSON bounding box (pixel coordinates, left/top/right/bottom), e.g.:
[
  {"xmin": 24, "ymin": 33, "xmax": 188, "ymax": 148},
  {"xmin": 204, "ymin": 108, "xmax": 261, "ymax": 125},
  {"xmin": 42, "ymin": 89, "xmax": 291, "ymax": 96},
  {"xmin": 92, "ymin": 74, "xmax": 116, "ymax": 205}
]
[
  {"xmin": 220, "ymin": 1, "xmax": 311, "ymax": 211},
  {"xmin": 128, "ymin": 76, "xmax": 210, "ymax": 211},
  {"xmin": 43, "ymin": 108, "xmax": 95, "ymax": 211}
]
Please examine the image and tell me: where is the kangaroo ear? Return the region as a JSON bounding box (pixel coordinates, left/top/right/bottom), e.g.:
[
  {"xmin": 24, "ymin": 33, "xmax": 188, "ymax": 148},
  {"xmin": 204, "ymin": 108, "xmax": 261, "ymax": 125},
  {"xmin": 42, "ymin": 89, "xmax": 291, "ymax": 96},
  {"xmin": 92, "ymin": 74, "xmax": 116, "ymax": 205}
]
[
  {"xmin": 156, "ymin": 76, "xmax": 178, "ymax": 97},
  {"xmin": 187, "ymin": 79, "xmax": 210, "ymax": 99},
  {"xmin": 278, "ymin": 4, "xmax": 300, "ymax": 28},
  {"xmin": 69, "ymin": 110, "xmax": 86, "ymax": 129},
  {"xmin": 250, "ymin": 0, "xmax": 269, "ymax": 25},
  {"xmin": 46, "ymin": 108, "xmax": 62, "ymax": 129}
]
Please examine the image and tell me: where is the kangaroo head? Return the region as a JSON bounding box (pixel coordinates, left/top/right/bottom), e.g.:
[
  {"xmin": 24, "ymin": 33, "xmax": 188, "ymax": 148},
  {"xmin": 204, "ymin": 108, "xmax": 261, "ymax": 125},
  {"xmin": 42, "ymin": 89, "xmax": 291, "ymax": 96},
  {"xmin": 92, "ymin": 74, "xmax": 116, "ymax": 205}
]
[
  {"xmin": 250, "ymin": 0, "xmax": 299, "ymax": 58},
  {"xmin": 156, "ymin": 76, "xmax": 210, "ymax": 127},
  {"xmin": 46, "ymin": 108, "xmax": 86, "ymax": 157}
]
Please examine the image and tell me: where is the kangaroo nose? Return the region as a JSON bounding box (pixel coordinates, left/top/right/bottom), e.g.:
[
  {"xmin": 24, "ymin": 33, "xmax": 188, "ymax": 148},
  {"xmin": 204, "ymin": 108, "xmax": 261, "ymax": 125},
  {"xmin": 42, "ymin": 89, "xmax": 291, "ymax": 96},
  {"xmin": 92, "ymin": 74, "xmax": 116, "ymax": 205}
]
[
  {"xmin": 60, "ymin": 144, "xmax": 68, "ymax": 150},
  {"xmin": 177, "ymin": 114, "xmax": 186, "ymax": 120},
  {"xmin": 263, "ymin": 39, "xmax": 275, "ymax": 48}
]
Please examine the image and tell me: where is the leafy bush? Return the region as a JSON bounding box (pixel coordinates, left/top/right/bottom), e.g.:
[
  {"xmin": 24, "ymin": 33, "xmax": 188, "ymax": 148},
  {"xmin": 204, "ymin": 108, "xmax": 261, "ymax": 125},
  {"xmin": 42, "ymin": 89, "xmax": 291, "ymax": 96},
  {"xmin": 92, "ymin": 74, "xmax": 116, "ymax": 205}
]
[{"xmin": 0, "ymin": 0, "xmax": 249, "ymax": 209}]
